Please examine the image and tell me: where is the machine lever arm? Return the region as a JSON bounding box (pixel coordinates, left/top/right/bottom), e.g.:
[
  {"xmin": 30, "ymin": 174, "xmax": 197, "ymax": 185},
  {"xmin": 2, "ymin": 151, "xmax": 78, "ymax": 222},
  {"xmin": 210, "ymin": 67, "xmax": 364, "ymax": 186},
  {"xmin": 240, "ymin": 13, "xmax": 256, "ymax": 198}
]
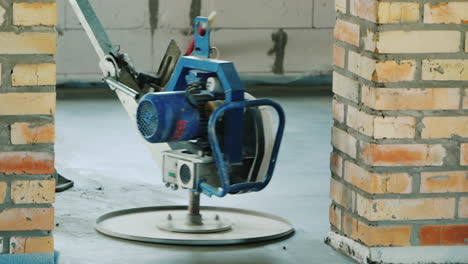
[
  {"xmin": 68, "ymin": 0, "xmax": 143, "ymax": 92},
  {"xmin": 68, "ymin": 0, "xmax": 116, "ymax": 61}
]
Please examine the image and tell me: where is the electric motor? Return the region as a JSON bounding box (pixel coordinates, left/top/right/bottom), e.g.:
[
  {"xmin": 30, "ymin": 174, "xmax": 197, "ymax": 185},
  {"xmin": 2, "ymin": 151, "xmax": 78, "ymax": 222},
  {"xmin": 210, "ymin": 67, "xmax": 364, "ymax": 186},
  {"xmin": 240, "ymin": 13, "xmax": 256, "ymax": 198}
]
[{"xmin": 136, "ymin": 91, "xmax": 201, "ymax": 143}]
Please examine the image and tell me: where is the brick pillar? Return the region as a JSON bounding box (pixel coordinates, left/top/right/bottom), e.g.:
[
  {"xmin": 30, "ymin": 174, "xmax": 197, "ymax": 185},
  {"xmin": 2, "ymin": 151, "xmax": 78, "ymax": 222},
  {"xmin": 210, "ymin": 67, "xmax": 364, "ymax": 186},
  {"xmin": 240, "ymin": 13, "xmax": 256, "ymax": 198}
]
[
  {"xmin": 328, "ymin": 0, "xmax": 468, "ymax": 263},
  {"xmin": 0, "ymin": 1, "xmax": 57, "ymax": 262}
]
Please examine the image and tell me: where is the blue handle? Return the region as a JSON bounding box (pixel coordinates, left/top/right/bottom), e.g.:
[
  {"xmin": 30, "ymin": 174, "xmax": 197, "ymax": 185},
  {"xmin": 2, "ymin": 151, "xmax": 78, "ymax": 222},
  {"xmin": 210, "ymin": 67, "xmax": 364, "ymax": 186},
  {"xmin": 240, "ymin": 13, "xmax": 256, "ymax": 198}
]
[{"xmin": 200, "ymin": 99, "xmax": 286, "ymax": 197}]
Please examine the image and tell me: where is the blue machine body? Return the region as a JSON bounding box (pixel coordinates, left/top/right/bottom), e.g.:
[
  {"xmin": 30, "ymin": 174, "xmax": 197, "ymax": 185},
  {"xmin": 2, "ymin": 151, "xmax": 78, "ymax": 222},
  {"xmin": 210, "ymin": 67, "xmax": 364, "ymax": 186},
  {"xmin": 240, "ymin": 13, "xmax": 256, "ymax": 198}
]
[
  {"xmin": 136, "ymin": 92, "xmax": 200, "ymax": 143},
  {"xmin": 135, "ymin": 16, "xmax": 286, "ymax": 197}
]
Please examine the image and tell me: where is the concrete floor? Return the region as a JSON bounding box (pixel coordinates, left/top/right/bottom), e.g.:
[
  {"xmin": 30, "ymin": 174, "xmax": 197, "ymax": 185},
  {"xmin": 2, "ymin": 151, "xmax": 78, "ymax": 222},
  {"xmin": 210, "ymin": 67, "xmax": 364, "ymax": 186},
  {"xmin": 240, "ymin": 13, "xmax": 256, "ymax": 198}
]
[{"xmin": 54, "ymin": 87, "xmax": 352, "ymax": 264}]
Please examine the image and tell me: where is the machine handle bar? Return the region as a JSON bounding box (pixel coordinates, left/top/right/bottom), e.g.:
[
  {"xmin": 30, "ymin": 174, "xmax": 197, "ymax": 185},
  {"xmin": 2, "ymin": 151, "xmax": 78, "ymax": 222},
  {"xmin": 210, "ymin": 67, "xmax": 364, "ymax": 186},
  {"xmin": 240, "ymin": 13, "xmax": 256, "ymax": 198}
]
[{"xmin": 201, "ymin": 99, "xmax": 285, "ymax": 197}]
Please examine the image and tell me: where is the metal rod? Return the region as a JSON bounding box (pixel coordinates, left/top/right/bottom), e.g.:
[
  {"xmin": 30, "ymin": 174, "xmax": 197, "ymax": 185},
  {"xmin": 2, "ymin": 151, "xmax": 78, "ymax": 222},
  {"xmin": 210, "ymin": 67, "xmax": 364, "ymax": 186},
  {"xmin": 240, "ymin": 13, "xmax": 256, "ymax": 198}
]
[
  {"xmin": 105, "ymin": 78, "xmax": 140, "ymax": 100},
  {"xmin": 186, "ymin": 192, "xmax": 202, "ymax": 225}
]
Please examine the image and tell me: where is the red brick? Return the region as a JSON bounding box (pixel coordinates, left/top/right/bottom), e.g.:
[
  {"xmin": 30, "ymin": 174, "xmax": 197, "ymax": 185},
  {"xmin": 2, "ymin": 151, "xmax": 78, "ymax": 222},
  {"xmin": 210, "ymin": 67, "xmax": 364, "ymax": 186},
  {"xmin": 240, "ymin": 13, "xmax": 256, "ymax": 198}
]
[
  {"xmin": 11, "ymin": 179, "xmax": 55, "ymax": 204},
  {"xmin": 348, "ymin": 51, "xmax": 416, "ymax": 82},
  {"xmin": 343, "ymin": 213, "xmax": 411, "ymax": 246},
  {"xmin": 0, "ymin": 182, "xmax": 6, "ymax": 203},
  {"xmin": 344, "ymin": 161, "xmax": 411, "ymax": 194},
  {"xmin": 11, "ymin": 122, "xmax": 55, "ymax": 145},
  {"xmin": 10, "ymin": 236, "xmax": 54, "ymax": 254},
  {"xmin": 0, "ymin": 208, "xmax": 54, "ymax": 231},
  {"xmin": 358, "ymin": 195, "xmax": 455, "ymax": 221},
  {"xmin": 422, "ymin": 117, "xmax": 468, "ymax": 139},
  {"xmin": 0, "ymin": 152, "xmax": 54, "ymax": 175},
  {"xmin": 419, "ymin": 225, "xmax": 468, "ymax": 246},
  {"xmin": 373, "ymin": 60, "xmax": 416, "ymax": 82},
  {"xmin": 461, "ymin": 144, "xmax": 468, "ymax": 166},
  {"xmin": 333, "ymin": 45, "xmax": 345, "ymax": 68},
  {"xmin": 334, "ymin": 20, "xmax": 360, "ymax": 46},
  {"xmin": 330, "ymin": 204, "xmax": 342, "ymax": 230},
  {"xmin": 361, "ymin": 87, "xmax": 460, "ymax": 110},
  {"xmin": 361, "ymin": 143, "xmax": 446, "ymax": 167},
  {"xmin": 330, "ymin": 152, "xmax": 343, "ymax": 177}
]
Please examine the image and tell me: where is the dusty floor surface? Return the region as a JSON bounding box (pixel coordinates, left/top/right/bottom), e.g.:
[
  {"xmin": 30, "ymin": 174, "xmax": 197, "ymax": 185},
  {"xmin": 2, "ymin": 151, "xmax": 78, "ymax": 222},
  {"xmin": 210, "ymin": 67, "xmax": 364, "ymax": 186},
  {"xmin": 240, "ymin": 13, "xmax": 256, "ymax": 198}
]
[{"xmin": 54, "ymin": 87, "xmax": 352, "ymax": 264}]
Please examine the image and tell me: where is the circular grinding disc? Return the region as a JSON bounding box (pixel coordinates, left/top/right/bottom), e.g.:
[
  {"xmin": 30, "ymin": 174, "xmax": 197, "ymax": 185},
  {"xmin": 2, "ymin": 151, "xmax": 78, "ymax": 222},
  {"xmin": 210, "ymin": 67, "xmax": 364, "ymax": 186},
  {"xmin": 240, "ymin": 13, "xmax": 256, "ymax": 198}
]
[{"xmin": 95, "ymin": 206, "xmax": 294, "ymax": 246}]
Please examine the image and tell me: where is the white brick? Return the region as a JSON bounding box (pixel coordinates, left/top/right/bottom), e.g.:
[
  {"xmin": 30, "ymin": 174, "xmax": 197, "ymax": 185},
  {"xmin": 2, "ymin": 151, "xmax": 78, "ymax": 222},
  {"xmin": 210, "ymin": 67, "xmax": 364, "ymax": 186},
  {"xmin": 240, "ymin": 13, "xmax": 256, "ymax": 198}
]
[
  {"xmin": 158, "ymin": 0, "xmax": 192, "ymax": 29},
  {"xmin": 422, "ymin": 60, "xmax": 468, "ymax": 81},
  {"xmin": 332, "ymin": 72, "xmax": 360, "ymax": 103},
  {"xmin": 378, "ymin": 2, "xmax": 420, "ymax": 24},
  {"xmin": 335, "ymin": 0, "xmax": 347, "ymax": 13},
  {"xmin": 56, "ymin": 73, "xmax": 101, "ymax": 83},
  {"xmin": 0, "ymin": 5, "xmax": 5, "ymax": 26},
  {"xmin": 376, "ymin": 31, "xmax": 460, "ymax": 53},
  {"xmin": 362, "ymin": 29, "xmax": 376, "ymax": 52},
  {"xmin": 57, "ymin": 0, "xmax": 66, "ymax": 29},
  {"xmin": 210, "ymin": 29, "xmax": 274, "ymax": 73},
  {"xmin": 374, "ymin": 116, "xmax": 416, "ymax": 139},
  {"xmin": 284, "ymin": 29, "xmax": 333, "ymax": 73},
  {"xmin": 424, "ymin": 2, "xmax": 468, "ymax": 24},
  {"xmin": 0, "ymin": 93, "xmax": 55, "ymax": 115},
  {"xmin": 333, "ymin": 100, "xmax": 345, "ymax": 123},
  {"xmin": 201, "ymin": 0, "xmax": 313, "ymax": 28},
  {"xmin": 348, "ymin": 51, "xmax": 376, "ymax": 81},
  {"xmin": 314, "ymin": 0, "xmax": 336, "ymax": 28},
  {"xmin": 466, "ymin": 32, "xmax": 468, "ymax": 52},
  {"xmin": 347, "ymin": 105, "xmax": 374, "ymax": 136},
  {"xmin": 66, "ymin": 0, "xmax": 149, "ymax": 29},
  {"xmin": 332, "ymin": 127, "xmax": 357, "ymax": 158},
  {"xmin": 12, "ymin": 64, "xmax": 56, "ymax": 86},
  {"xmin": 13, "ymin": 3, "xmax": 57, "ymax": 26},
  {"xmin": 57, "ymin": 29, "xmax": 152, "ymax": 75},
  {"xmin": 152, "ymin": 28, "xmax": 192, "ymax": 73},
  {"xmin": 0, "ymin": 32, "xmax": 56, "ymax": 55}
]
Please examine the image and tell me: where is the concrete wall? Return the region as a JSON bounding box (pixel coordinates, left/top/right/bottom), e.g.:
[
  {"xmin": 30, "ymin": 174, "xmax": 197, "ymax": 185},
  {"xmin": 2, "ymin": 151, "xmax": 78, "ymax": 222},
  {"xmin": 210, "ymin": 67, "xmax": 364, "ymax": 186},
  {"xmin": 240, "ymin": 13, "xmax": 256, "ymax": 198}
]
[{"xmin": 56, "ymin": 0, "xmax": 335, "ymax": 84}]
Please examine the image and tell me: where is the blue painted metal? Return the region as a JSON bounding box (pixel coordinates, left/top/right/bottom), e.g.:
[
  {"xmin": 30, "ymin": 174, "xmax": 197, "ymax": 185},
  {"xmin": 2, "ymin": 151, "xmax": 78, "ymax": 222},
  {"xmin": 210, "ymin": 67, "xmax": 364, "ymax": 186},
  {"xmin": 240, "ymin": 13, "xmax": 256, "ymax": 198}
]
[
  {"xmin": 136, "ymin": 91, "xmax": 200, "ymax": 143},
  {"xmin": 200, "ymin": 99, "xmax": 286, "ymax": 197},
  {"xmin": 165, "ymin": 56, "xmax": 245, "ymax": 165},
  {"xmin": 0, "ymin": 252, "xmax": 57, "ymax": 264},
  {"xmin": 136, "ymin": 15, "xmax": 286, "ymax": 196},
  {"xmin": 192, "ymin": 17, "xmax": 211, "ymax": 58}
]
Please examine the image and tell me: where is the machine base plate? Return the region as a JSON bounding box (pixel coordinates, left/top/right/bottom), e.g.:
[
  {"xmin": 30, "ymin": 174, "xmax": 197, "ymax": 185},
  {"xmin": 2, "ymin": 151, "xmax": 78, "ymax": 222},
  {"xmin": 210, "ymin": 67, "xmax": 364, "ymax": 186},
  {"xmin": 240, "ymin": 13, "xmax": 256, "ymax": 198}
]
[
  {"xmin": 95, "ymin": 206, "xmax": 294, "ymax": 246},
  {"xmin": 156, "ymin": 211, "xmax": 233, "ymax": 234}
]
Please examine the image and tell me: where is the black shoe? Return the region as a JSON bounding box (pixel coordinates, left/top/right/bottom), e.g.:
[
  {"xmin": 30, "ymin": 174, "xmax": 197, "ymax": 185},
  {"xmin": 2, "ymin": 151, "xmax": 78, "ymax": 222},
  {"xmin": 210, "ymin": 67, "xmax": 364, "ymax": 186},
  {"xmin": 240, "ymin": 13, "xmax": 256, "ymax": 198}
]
[{"xmin": 55, "ymin": 171, "xmax": 74, "ymax": 192}]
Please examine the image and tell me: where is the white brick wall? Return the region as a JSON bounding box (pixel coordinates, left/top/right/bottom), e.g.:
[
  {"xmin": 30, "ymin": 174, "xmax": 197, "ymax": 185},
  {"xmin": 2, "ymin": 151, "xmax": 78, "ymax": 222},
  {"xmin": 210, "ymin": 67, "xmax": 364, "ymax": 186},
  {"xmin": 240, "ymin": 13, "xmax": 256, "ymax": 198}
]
[{"xmin": 57, "ymin": 0, "xmax": 334, "ymax": 83}]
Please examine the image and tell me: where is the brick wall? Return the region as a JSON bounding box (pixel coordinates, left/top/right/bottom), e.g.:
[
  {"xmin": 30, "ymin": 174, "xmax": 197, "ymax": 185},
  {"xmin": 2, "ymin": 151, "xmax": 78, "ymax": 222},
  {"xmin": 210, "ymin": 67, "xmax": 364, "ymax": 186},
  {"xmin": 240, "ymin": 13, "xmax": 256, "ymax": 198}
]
[
  {"xmin": 0, "ymin": 0, "xmax": 56, "ymax": 256},
  {"xmin": 56, "ymin": 0, "xmax": 335, "ymax": 84},
  {"xmin": 330, "ymin": 0, "xmax": 468, "ymax": 251}
]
